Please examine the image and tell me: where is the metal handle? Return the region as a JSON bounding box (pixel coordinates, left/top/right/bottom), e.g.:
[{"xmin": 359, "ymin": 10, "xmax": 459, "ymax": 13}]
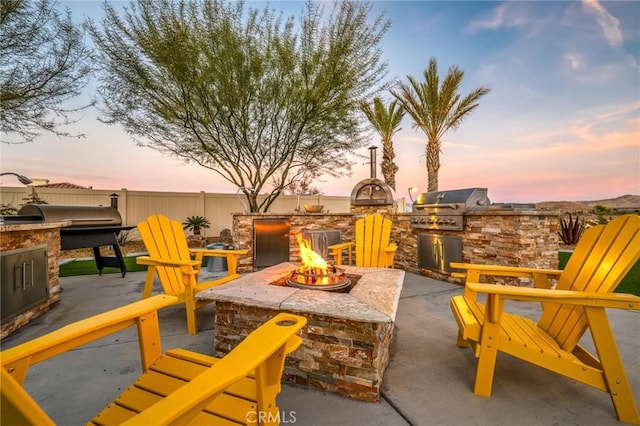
[
  {"xmin": 22, "ymin": 262, "xmax": 26, "ymax": 290},
  {"xmin": 61, "ymin": 217, "xmax": 116, "ymax": 222},
  {"xmin": 416, "ymin": 204, "xmax": 459, "ymax": 210},
  {"xmin": 433, "ymin": 240, "xmax": 444, "ymax": 270}
]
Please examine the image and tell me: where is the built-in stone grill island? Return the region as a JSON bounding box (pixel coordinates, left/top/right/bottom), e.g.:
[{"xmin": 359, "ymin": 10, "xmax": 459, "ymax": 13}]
[
  {"xmin": 197, "ymin": 263, "xmax": 404, "ymax": 401},
  {"xmin": 232, "ymin": 206, "xmax": 559, "ymax": 283},
  {"xmin": 1, "ymin": 220, "xmax": 69, "ymax": 339}
]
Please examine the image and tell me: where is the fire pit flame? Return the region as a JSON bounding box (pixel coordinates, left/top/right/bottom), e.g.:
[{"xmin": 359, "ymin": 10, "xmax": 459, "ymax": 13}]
[
  {"xmin": 297, "ymin": 234, "xmax": 330, "ymax": 278},
  {"xmin": 287, "ymin": 235, "xmax": 351, "ymax": 291}
]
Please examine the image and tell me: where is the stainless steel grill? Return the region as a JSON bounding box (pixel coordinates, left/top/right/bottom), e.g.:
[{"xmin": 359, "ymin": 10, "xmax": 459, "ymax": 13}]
[
  {"xmin": 411, "ymin": 188, "xmax": 490, "ymax": 231},
  {"xmin": 412, "ymin": 188, "xmax": 539, "ymax": 275}
]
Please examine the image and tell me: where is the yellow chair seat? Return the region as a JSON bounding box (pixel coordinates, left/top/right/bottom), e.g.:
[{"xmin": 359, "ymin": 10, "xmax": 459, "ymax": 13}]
[{"xmin": 91, "ymin": 349, "xmax": 259, "ymax": 425}]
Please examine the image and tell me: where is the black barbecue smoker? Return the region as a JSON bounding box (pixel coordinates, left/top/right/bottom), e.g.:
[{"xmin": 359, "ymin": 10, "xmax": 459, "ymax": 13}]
[{"xmin": 8, "ymin": 204, "xmax": 134, "ymax": 277}]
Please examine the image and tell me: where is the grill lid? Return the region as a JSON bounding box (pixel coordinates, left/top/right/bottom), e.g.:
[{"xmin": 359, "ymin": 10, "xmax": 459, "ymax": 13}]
[
  {"xmin": 17, "ymin": 204, "xmax": 122, "ymax": 228},
  {"xmin": 413, "ymin": 188, "xmax": 490, "ymax": 212}
]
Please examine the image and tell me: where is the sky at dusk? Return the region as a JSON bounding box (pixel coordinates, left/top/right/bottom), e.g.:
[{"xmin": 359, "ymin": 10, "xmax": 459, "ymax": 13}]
[{"xmin": 1, "ymin": 0, "xmax": 639, "ymax": 203}]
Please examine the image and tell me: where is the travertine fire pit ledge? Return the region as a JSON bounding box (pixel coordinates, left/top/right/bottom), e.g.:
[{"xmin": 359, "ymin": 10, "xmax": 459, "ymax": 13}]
[{"xmin": 197, "ymin": 263, "xmax": 404, "ymax": 323}]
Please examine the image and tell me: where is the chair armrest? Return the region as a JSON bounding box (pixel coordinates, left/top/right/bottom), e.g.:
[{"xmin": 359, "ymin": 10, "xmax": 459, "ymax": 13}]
[
  {"xmin": 451, "ymin": 262, "xmax": 562, "ymax": 277},
  {"xmin": 121, "ymin": 313, "xmax": 307, "ymax": 425},
  {"xmin": 137, "ymin": 256, "xmax": 200, "ymax": 275},
  {"xmin": 189, "ymin": 249, "xmax": 248, "ymax": 276},
  {"xmin": 466, "ymin": 282, "xmax": 640, "ymax": 310},
  {"xmin": 451, "ymin": 262, "xmax": 562, "ymax": 289},
  {"xmin": 328, "ymin": 242, "xmax": 353, "ymax": 251},
  {"xmin": 1, "ymin": 295, "xmax": 178, "ymax": 372},
  {"xmin": 385, "ymin": 243, "xmax": 397, "ymax": 253},
  {"xmin": 328, "ymin": 242, "xmax": 354, "ymax": 266},
  {"xmin": 189, "ymin": 248, "xmax": 249, "ymax": 257}
]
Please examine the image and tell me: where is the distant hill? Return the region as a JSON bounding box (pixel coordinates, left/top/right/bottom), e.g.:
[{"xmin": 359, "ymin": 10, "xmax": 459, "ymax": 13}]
[{"xmin": 536, "ymin": 194, "xmax": 640, "ymax": 212}]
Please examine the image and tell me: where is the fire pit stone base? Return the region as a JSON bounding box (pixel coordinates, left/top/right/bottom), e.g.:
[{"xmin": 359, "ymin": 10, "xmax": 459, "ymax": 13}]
[{"xmin": 198, "ymin": 263, "xmax": 404, "ymax": 401}]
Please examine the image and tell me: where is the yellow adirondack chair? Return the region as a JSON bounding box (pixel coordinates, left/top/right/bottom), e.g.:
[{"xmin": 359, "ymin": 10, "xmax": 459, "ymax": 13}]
[
  {"xmin": 328, "ymin": 213, "xmax": 397, "ymax": 268},
  {"xmin": 449, "ymin": 214, "xmax": 640, "ymax": 424},
  {"xmin": 1, "ymin": 294, "xmax": 307, "ymax": 426},
  {"xmin": 137, "ymin": 214, "xmax": 248, "ymax": 334}
]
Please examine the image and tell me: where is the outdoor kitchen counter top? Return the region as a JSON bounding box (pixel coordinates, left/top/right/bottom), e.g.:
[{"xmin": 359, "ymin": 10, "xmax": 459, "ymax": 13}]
[
  {"xmin": 464, "ymin": 209, "xmax": 558, "ymax": 216},
  {"xmin": 0, "ymin": 220, "xmax": 71, "ymax": 232},
  {"xmin": 197, "ymin": 262, "xmax": 405, "ymax": 323}
]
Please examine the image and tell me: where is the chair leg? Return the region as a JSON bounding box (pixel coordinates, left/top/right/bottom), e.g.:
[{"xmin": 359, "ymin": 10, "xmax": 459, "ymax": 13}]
[
  {"xmin": 142, "ymin": 267, "xmax": 156, "ymax": 299},
  {"xmin": 226, "ymin": 253, "xmax": 239, "ymax": 275},
  {"xmin": 456, "ymin": 331, "xmax": 469, "ymax": 348},
  {"xmin": 473, "ymin": 329, "xmax": 499, "ymax": 396},
  {"xmin": 586, "ymin": 307, "xmax": 640, "ymax": 424},
  {"xmin": 185, "ymin": 289, "xmax": 198, "ymax": 335},
  {"xmin": 473, "ymin": 295, "xmax": 503, "ymax": 397},
  {"xmin": 330, "ymin": 250, "xmax": 343, "ymax": 266}
]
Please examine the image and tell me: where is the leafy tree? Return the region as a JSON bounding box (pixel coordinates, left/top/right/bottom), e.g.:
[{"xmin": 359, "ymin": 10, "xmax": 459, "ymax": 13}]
[
  {"xmin": 89, "ymin": 0, "xmax": 389, "ymax": 212},
  {"xmin": 360, "ymin": 97, "xmax": 404, "ymax": 190},
  {"xmin": 391, "ymin": 57, "xmax": 490, "ymax": 192},
  {"xmin": 1, "ymin": 0, "xmax": 94, "ymax": 143},
  {"xmin": 283, "ymin": 177, "xmax": 322, "ymax": 196}
]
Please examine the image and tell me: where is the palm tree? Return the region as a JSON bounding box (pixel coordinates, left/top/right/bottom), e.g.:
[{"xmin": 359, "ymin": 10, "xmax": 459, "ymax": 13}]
[
  {"xmin": 182, "ymin": 215, "xmax": 211, "ymax": 235},
  {"xmin": 391, "ymin": 57, "xmax": 490, "ymax": 192},
  {"xmin": 360, "ymin": 97, "xmax": 405, "ymax": 190}
]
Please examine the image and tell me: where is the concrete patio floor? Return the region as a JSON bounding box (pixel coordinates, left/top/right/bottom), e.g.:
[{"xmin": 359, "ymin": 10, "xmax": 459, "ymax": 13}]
[{"xmin": 2, "ymin": 269, "xmax": 638, "ymax": 426}]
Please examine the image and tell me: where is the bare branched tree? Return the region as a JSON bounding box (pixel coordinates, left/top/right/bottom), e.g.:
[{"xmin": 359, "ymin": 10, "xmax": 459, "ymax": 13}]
[
  {"xmin": 89, "ymin": 0, "xmax": 389, "ymax": 212},
  {"xmin": 1, "ymin": 0, "xmax": 94, "ymax": 143}
]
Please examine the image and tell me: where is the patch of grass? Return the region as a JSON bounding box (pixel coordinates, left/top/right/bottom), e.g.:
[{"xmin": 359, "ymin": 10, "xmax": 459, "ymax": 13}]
[
  {"xmin": 59, "ymin": 257, "xmax": 148, "ymax": 277},
  {"xmin": 559, "ymin": 251, "xmax": 640, "ymax": 296}
]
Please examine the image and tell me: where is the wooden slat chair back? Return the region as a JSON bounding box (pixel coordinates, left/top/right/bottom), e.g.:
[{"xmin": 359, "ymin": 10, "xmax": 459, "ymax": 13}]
[
  {"xmin": 137, "ymin": 214, "xmax": 248, "ymax": 334},
  {"xmin": 139, "ymin": 214, "xmax": 194, "ymax": 295},
  {"xmin": 538, "ymin": 215, "xmax": 639, "ymax": 350},
  {"xmin": 328, "ymin": 213, "xmax": 397, "ymax": 268},
  {"xmin": 450, "ymin": 214, "xmax": 640, "ymax": 424},
  {"xmin": 1, "ymin": 295, "xmax": 307, "ymax": 426}
]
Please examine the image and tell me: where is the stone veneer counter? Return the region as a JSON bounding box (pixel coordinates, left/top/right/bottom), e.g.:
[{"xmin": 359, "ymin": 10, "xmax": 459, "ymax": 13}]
[
  {"xmin": 197, "ymin": 263, "xmax": 404, "ymax": 401},
  {"xmin": 1, "ymin": 220, "xmax": 70, "ymax": 338}
]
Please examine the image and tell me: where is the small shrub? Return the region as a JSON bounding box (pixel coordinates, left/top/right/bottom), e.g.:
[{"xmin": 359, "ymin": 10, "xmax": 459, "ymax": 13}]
[
  {"xmin": 559, "ymin": 214, "xmax": 585, "ymax": 245},
  {"xmin": 592, "ymin": 204, "xmax": 612, "ymax": 215},
  {"xmin": 586, "ymin": 215, "xmax": 610, "ymax": 227},
  {"xmin": 21, "ymin": 187, "xmax": 47, "ymax": 205},
  {"xmin": 182, "ymin": 215, "xmax": 211, "ymax": 235},
  {"xmin": 0, "ymin": 203, "xmax": 18, "ymax": 215}
]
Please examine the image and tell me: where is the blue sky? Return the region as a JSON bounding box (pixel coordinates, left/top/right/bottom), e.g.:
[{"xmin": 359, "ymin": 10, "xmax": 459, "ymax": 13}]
[{"xmin": 1, "ymin": 0, "xmax": 639, "ymax": 203}]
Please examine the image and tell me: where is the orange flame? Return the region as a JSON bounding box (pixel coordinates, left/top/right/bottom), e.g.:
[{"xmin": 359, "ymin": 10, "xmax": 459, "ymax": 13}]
[
  {"xmin": 297, "ymin": 234, "xmax": 328, "ymax": 274},
  {"xmin": 293, "ymin": 234, "xmax": 348, "ymax": 287}
]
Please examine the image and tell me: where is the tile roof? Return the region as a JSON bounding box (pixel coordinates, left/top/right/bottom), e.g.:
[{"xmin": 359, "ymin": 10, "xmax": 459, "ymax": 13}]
[{"xmin": 35, "ymin": 182, "xmax": 91, "ymax": 189}]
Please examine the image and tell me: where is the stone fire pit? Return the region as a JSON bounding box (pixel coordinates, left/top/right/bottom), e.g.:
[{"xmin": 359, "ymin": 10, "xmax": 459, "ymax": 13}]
[{"xmin": 197, "ymin": 262, "xmax": 404, "ymax": 401}]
